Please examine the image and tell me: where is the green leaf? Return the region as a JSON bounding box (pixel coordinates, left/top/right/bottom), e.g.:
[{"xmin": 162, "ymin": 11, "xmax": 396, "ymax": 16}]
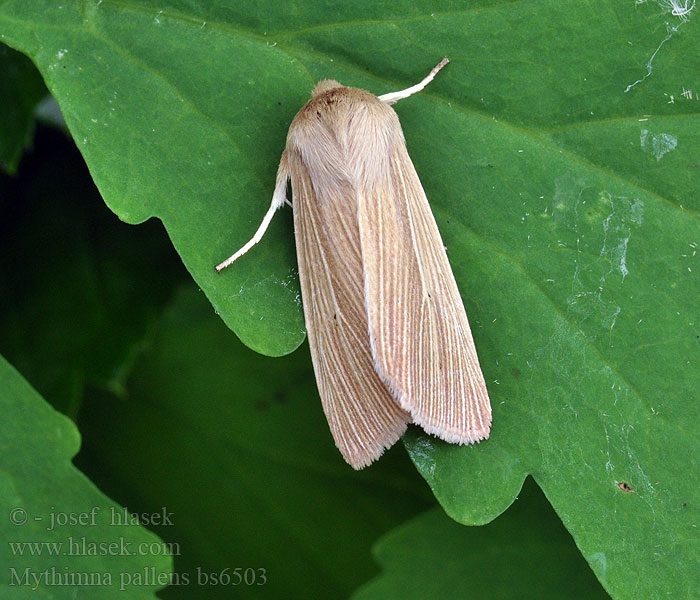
[
  {"xmin": 0, "ymin": 44, "xmax": 46, "ymax": 173},
  {"xmin": 0, "ymin": 1, "xmax": 313, "ymax": 356},
  {"xmin": 0, "ymin": 354, "xmax": 172, "ymax": 598},
  {"xmin": 0, "ymin": 2, "xmax": 698, "ymax": 598},
  {"xmin": 1, "ymin": 1, "xmax": 695, "ymax": 353},
  {"xmin": 75, "ymin": 285, "xmax": 432, "ymax": 599},
  {"xmin": 353, "ymin": 478, "xmax": 608, "ymax": 600}
]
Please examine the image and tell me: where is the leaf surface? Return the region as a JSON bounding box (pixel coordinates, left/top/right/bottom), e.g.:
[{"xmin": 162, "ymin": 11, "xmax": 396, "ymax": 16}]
[
  {"xmin": 0, "ymin": 2, "xmax": 698, "ymax": 597},
  {"xmin": 0, "ymin": 355, "xmax": 172, "ymax": 598}
]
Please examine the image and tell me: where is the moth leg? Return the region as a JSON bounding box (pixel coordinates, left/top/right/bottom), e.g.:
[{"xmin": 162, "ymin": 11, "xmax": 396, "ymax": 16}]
[
  {"xmin": 378, "ymin": 58, "xmax": 449, "ymax": 105},
  {"xmin": 215, "ymin": 151, "xmax": 290, "ymax": 272}
]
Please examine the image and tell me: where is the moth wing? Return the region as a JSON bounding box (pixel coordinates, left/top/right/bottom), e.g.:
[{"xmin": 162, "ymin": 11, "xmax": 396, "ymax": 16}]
[
  {"xmin": 288, "ymin": 150, "xmax": 411, "ymax": 469},
  {"xmin": 358, "ymin": 143, "xmax": 492, "ymax": 443}
]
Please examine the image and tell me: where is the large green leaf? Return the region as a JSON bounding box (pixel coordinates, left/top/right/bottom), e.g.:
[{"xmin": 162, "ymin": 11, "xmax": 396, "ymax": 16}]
[
  {"xmin": 0, "ymin": 1, "xmax": 313, "ymax": 356},
  {"xmin": 0, "ymin": 2, "xmax": 698, "ymax": 598},
  {"xmin": 1, "ymin": 1, "xmax": 696, "ymax": 351},
  {"xmin": 0, "ymin": 355, "xmax": 172, "ymax": 598},
  {"xmin": 353, "ymin": 478, "xmax": 608, "ymax": 600},
  {"xmin": 75, "ymin": 285, "xmax": 432, "ymax": 599}
]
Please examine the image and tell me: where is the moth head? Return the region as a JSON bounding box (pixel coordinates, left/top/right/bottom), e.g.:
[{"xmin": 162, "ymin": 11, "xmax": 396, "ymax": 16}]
[{"xmin": 311, "ymin": 79, "xmax": 344, "ymax": 98}]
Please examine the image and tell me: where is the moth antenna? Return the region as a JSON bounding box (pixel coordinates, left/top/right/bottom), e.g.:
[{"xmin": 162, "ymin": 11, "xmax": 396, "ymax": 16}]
[
  {"xmin": 378, "ymin": 57, "xmax": 449, "ymax": 105},
  {"xmin": 215, "ymin": 200, "xmax": 279, "ymax": 271},
  {"xmin": 216, "ymin": 152, "xmax": 290, "ymax": 272}
]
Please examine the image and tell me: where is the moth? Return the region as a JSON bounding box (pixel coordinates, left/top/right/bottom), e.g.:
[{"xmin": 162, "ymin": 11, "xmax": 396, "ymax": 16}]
[{"xmin": 217, "ymin": 59, "xmax": 492, "ymax": 468}]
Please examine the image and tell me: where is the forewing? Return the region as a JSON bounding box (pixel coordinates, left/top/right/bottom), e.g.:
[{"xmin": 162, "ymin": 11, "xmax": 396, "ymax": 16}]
[
  {"xmin": 289, "ymin": 150, "xmax": 410, "ymax": 469},
  {"xmin": 358, "ymin": 144, "xmax": 492, "ymax": 443}
]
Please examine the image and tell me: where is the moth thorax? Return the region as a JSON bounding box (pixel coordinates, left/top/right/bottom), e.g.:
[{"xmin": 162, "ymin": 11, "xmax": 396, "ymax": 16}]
[{"xmin": 312, "ymin": 80, "xmax": 343, "ymax": 97}]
